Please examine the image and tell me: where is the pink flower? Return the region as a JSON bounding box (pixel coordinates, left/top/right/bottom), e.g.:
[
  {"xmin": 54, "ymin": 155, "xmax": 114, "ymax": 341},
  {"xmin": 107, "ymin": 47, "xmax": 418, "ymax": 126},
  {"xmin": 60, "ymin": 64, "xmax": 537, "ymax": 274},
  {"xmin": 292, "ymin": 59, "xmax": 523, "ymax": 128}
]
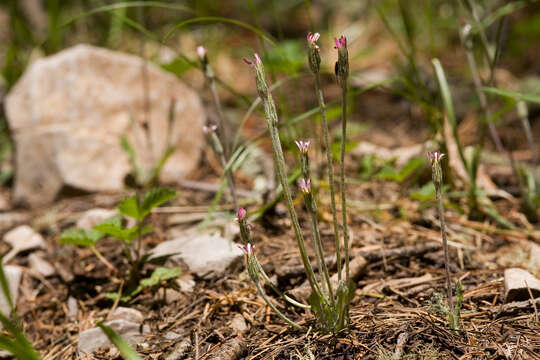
[
  {"xmin": 427, "ymin": 151, "xmax": 445, "ymax": 164},
  {"xmin": 295, "ymin": 140, "xmax": 311, "ymax": 154},
  {"xmin": 307, "ymin": 32, "xmax": 320, "ymax": 47},
  {"xmin": 236, "ymin": 207, "xmax": 247, "ymax": 221},
  {"xmin": 298, "ymin": 178, "xmax": 311, "ymax": 194},
  {"xmin": 202, "ymin": 124, "xmax": 217, "ymax": 134},
  {"xmin": 333, "ymin": 35, "xmax": 347, "ymax": 49},
  {"xmin": 238, "ymin": 243, "xmax": 255, "ymax": 256},
  {"xmin": 196, "ymin": 45, "xmax": 207, "ymax": 61},
  {"xmin": 243, "ymin": 53, "xmax": 262, "ymax": 66}
]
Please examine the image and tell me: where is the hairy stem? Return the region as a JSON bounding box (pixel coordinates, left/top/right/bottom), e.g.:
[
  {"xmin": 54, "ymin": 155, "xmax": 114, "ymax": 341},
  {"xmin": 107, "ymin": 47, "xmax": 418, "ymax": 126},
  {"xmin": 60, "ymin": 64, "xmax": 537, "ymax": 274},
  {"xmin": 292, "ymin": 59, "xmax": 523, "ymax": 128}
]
[
  {"xmin": 314, "ymin": 73, "xmax": 342, "ymax": 282},
  {"xmin": 254, "ymin": 280, "xmax": 305, "ymax": 330},
  {"xmin": 263, "ymin": 94, "xmax": 323, "ymax": 301},
  {"xmin": 339, "ymin": 83, "xmax": 350, "ymax": 284},
  {"xmin": 435, "ymin": 183, "xmax": 455, "ymax": 321}
]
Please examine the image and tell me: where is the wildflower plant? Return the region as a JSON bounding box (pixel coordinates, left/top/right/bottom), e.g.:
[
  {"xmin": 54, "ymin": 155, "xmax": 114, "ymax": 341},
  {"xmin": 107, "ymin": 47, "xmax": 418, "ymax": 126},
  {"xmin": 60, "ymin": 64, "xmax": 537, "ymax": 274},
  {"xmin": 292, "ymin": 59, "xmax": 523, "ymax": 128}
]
[
  {"xmin": 428, "ymin": 151, "xmax": 461, "ymax": 330},
  {"xmin": 240, "ymin": 34, "xmax": 353, "ymax": 333}
]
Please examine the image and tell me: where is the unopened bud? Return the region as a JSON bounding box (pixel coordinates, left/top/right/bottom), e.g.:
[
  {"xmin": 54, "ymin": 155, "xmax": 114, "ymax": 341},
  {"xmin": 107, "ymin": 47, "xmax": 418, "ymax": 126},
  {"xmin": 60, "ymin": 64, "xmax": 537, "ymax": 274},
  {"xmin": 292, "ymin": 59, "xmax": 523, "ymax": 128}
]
[
  {"xmin": 196, "ymin": 45, "xmax": 207, "ymax": 62},
  {"xmin": 307, "ymin": 32, "xmax": 321, "ymax": 74},
  {"xmin": 334, "ymin": 35, "xmax": 349, "ymax": 86},
  {"xmin": 236, "ymin": 207, "xmax": 247, "ymax": 221},
  {"xmin": 427, "ymin": 151, "xmax": 445, "ymax": 185}
]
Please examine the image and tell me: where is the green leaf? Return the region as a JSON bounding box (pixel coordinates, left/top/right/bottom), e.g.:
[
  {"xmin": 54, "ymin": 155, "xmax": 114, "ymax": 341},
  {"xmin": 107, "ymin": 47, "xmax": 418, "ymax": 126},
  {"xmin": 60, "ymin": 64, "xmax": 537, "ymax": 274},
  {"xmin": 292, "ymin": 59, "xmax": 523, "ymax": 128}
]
[
  {"xmin": 97, "ymin": 322, "xmax": 142, "ymax": 360},
  {"xmin": 60, "ymin": 228, "xmax": 103, "ymax": 247},
  {"xmin": 140, "ymin": 267, "xmax": 181, "ymax": 288},
  {"xmin": 411, "ymin": 182, "xmax": 436, "ymax": 202},
  {"xmin": 118, "ymin": 195, "xmax": 141, "ymax": 220},
  {"xmin": 139, "ymin": 188, "xmax": 177, "ymax": 219},
  {"xmin": 481, "ymin": 86, "xmax": 540, "ymax": 104},
  {"xmin": 0, "ymin": 313, "xmax": 41, "ymax": 360}
]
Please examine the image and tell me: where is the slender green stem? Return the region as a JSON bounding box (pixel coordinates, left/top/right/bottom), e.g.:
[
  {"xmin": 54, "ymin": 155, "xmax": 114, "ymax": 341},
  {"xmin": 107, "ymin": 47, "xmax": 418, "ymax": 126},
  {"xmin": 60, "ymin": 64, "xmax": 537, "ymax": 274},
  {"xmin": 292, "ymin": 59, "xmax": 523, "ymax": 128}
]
[
  {"xmin": 266, "ymin": 120, "xmax": 323, "ymax": 299},
  {"xmin": 299, "ymin": 154, "xmax": 334, "ymax": 304},
  {"xmin": 314, "ymin": 73, "xmax": 342, "ymax": 282},
  {"xmin": 90, "ymin": 245, "xmax": 117, "ymax": 273},
  {"xmin": 435, "ymin": 180, "xmax": 455, "ymax": 320},
  {"xmin": 254, "ymin": 280, "xmax": 305, "ymax": 330},
  {"xmin": 255, "ymin": 256, "xmax": 311, "ymax": 309},
  {"xmin": 208, "ymin": 132, "xmax": 238, "ymax": 210},
  {"xmin": 339, "ymin": 83, "xmax": 350, "ymax": 284}
]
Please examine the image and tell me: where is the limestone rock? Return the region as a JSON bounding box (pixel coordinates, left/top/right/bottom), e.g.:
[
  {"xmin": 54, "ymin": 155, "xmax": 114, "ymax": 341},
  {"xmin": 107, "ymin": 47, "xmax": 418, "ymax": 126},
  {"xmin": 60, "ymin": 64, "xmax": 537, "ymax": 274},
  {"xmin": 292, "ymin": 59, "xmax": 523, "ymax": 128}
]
[
  {"xmin": 230, "ymin": 314, "xmax": 248, "ymax": 333},
  {"xmin": 78, "ymin": 307, "xmax": 149, "ymax": 356},
  {"xmin": 0, "ymin": 265, "xmax": 22, "ymax": 316},
  {"xmin": 76, "ymin": 208, "xmax": 118, "ymax": 231},
  {"xmin": 5, "ymin": 44, "xmax": 205, "ymax": 207},
  {"xmin": 2, "ymin": 225, "xmax": 45, "ymax": 263},
  {"xmin": 504, "ymin": 268, "xmax": 540, "ymax": 303},
  {"xmin": 149, "ymin": 233, "xmax": 243, "ymax": 278},
  {"xmin": 28, "ymin": 252, "xmax": 55, "ymax": 277}
]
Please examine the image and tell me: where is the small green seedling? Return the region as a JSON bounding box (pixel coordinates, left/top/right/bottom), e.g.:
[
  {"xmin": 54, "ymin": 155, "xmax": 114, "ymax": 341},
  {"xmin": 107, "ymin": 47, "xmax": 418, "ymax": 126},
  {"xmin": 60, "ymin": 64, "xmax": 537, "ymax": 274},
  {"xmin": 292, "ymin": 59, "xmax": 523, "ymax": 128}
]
[
  {"xmin": 61, "ymin": 187, "xmax": 177, "ymax": 283},
  {"xmin": 106, "ymin": 267, "xmax": 181, "ymax": 302}
]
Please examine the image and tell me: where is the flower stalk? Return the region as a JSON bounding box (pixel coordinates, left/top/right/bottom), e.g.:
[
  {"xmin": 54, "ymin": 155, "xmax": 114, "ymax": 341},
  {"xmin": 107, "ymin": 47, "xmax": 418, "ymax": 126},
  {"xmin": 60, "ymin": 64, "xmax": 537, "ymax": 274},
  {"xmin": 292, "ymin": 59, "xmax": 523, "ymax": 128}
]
[
  {"xmin": 203, "ymin": 124, "xmax": 238, "ymax": 210},
  {"xmin": 334, "ymin": 35, "xmax": 350, "ymax": 285},
  {"xmin": 296, "ymin": 141, "xmax": 334, "ymax": 304},
  {"xmin": 428, "ymin": 151, "xmax": 458, "ymax": 329},
  {"xmin": 244, "ymin": 53, "xmax": 324, "ymax": 303},
  {"xmin": 308, "ymin": 33, "xmax": 342, "ymax": 282}
]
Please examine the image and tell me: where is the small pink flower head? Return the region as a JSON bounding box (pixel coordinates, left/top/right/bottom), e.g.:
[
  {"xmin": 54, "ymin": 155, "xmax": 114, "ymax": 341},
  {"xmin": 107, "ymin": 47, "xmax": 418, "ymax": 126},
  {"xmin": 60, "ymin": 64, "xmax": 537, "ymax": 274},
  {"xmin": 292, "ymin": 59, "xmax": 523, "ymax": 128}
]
[
  {"xmin": 202, "ymin": 124, "xmax": 217, "ymax": 134},
  {"xmin": 298, "ymin": 178, "xmax": 311, "ymax": 194},
  {"xmin": 295, "ymin": 140, "xmax": 311, "ymax": 154},
  {"xmin": 238, "ymin": 243, "xmax": 255, "ymax": 256},
  {"xmin": 427, "ymin": 151, "xmax": 445, "ymax": 165},
  {"xmin": 196, "ymin": 45, "xmax": 207, "ymax": 61},
  {"xmin": 307, "ymin": 32, "xmax": 320, "ymax": 48},
  {"xmin": 236, "ymin": 207, "xmax": 247, "ymax": 221},
  {"xmin": 334, "ymin": 35, "xmax": 347, "ymax": 49},
  {"xmin": 243, "ymin": 53, "xmax": 262, "ymax": 66}
]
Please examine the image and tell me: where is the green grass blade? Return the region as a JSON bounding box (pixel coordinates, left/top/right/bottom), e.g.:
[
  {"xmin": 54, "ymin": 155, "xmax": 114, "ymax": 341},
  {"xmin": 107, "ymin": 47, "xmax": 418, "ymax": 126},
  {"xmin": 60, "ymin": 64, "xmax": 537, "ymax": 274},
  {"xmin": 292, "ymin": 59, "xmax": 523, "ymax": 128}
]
[
  {"xmin": 480, "ymin": 87, "xmax": 540, "ymax": 104},
  {"xmin": 0, "ymin": 313, "xmax": 41, "ymax": 360},
  {"xmin": 97, "ymin": 322, "xmax": 142, "ymax": 360},
  {"xmin": 0, "ymin": 260, "xmax": 14, "ymax": 312},
  {"xmin": 163, "ymin": 16, "xmax": 278, "ymax": 46}
]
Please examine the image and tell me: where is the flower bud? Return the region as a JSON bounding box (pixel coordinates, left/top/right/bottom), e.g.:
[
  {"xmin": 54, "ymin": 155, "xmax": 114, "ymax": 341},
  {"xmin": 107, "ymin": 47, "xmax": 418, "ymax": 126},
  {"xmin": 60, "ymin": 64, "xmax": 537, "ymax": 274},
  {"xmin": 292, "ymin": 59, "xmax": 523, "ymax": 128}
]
[
  {"xmin": 238, "ymin": 243, "xmax": 255, "ymax": 256},
  {"xmin": 295, "ymin": 140, "xmax": 311, "ymax": 154},
  {"xmin": 427, "ymin": 151, "xmax": 445, "ymax": 185},
  {"xmin": 196, "ymin": 45, "xmax": 207, "ymax": 63},
  {"xmin": 244, "ymin": 53, "xmax": 269, "ymax": 99},
  {"xmin": 307, "ymin": 32, "xmax": 321, "ymax": 74},
  {"xmin": 202, "ymin": 124, "xmax": 217, "ymax": 134},
  {"xmin": 298, "ymin": 178, "xmax": 311, "ymax": 194},
  {"xmin": 333, "ymin": 35, "xmax": 349, "ymax": 86},
  {"xmin": 236, "ymin": 207, "xmax": 247, "ymax": 221}
]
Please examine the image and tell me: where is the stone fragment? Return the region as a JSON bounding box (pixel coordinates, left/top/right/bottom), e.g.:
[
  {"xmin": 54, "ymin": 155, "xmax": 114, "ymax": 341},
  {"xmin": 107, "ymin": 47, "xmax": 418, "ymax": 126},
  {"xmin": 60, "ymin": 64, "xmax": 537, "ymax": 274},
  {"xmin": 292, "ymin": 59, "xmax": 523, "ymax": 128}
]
[
  {"xmin": 5, "ymin": 44, "xmax": 205, "ymax": 207},
  {"xmin": 28, "ymin": 252, "xmax": 55, "ymax": 277},
  {"xmin": 0, "ymin": 265, "xmax": 22, "ymax": 316},
  {"xmin": 230, "ymin": 314, "xmax": 248, "ymax": 333},
  {"xmin": 149, "ymin": 233, "xmax": 243, "ymax": 278},
  {"xmin": 76, "ymin": 208, "xmax": 118, "ymax": 230},
  {"xmin": 78, "ymin": 308, "xmax": 149, "ymax": 356},
  {"xmin": 67, "ymin": 296, "xmax": 78, "ymax": 321},
  {"xmin": 109, "ymin": 307, "xmax": 144, "ymax": 324},
  {"xmin": 504, "ymin": 268, "xmax": 540, "ymax": 303},
  {"xmin": 0, "ymin": 212, "xmax": 31, "ymax": 234},
  {"xmin": 2, "ymin": 225, "xmax": 45, "ymax": 262}
]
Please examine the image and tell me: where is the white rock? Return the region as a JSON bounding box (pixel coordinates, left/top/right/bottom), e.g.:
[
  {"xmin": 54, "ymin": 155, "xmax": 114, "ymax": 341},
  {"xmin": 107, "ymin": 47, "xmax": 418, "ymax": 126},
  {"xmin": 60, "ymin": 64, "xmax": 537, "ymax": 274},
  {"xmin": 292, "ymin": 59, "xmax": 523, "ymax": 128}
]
[
  {"xmin": 76, "ymin": 208, "xmax": 118, "ymax": 230},
  {"xmin": 230, "ymin": 314, "xmax": 248, "ymax": 333},
  {"xmin": 149, "ymin": 233, "xmax": 243, "ymax": 278},
  {"xmin": 0, "ymin": 265, "xmax": 22, "ymax": 316},
  {"xmin": 504, "ymin": 268, "xmax": 540, "ymax": 303},
  {"xmin": 2, "ymin": 225, "xmax": 45, "ymax": 263},
  {"xmin": 78, "ymin": 319, "xmax": 149, "ymax": 356},
  {"xmin": 6, "ymin": 44, "xmax": 205, "ymax": 207},
  {"xmin": 109, "ymin": 307, "xmax": 144, "ymax": 324},
  {"xmin": 28, "ymin": 252, "xmax": 55, "ymax": 277},
  {"xmin": 67, "ymin": 296, "xmax": 78, "ymax": 321}
]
